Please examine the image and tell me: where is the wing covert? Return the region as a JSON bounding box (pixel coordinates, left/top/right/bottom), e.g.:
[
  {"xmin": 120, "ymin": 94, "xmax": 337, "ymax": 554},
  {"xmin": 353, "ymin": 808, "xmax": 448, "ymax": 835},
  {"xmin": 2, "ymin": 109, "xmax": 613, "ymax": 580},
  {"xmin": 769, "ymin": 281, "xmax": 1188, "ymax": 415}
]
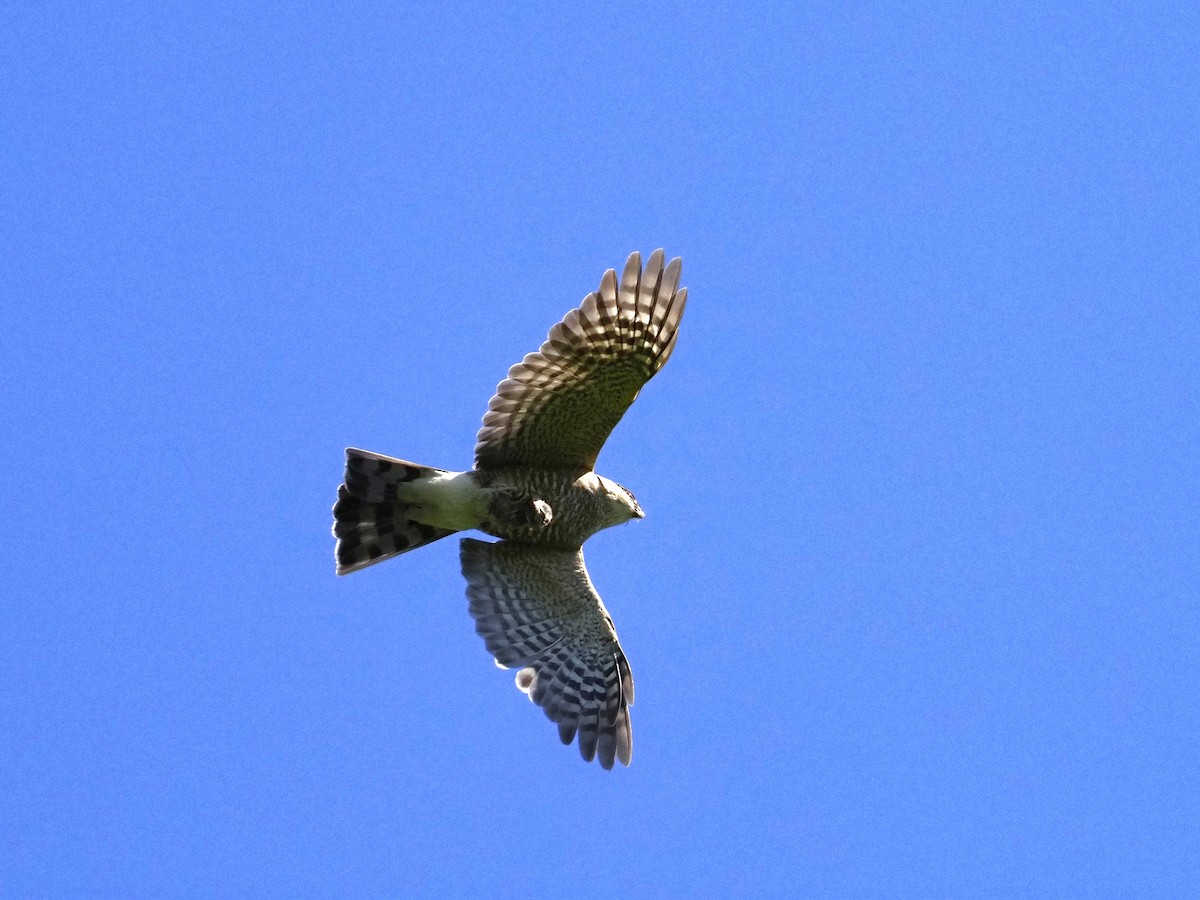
[{"xmin": 474, "ymin": 249, "xmax": 687, "ymax": 470}]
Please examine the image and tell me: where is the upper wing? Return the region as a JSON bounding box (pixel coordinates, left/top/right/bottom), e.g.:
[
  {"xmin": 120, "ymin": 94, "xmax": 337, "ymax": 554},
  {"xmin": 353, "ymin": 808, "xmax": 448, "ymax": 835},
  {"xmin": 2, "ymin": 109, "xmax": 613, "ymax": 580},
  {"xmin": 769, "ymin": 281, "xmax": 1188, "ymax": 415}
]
[
  {"xmin": 474, "ymin": 249, "xmax": 687, "ymax": 470},
  {"xmin": 460, "ymin": 538, "xmax": 634, "ymax": 769}
]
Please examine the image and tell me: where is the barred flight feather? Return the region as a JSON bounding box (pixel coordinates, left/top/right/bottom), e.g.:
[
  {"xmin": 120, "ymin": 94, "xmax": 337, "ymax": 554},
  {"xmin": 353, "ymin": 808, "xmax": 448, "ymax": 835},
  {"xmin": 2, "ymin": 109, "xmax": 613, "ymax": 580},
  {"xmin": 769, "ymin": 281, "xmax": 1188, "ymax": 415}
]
[
  {"xmin": 460, "ymin": 538, "xmax": 634, "ymax": 769},
  {"xmin": 474, "ymin": 249, "xmax": 687, "ymax": 470}
]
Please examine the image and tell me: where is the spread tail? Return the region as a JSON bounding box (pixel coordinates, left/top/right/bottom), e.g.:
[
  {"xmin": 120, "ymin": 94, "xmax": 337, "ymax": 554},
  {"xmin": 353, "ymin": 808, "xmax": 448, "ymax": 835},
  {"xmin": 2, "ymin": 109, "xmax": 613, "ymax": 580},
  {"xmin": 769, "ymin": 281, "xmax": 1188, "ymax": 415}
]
[{"xmin": 332, "ymin": 448, "xmax": 457, "ymax": 575}]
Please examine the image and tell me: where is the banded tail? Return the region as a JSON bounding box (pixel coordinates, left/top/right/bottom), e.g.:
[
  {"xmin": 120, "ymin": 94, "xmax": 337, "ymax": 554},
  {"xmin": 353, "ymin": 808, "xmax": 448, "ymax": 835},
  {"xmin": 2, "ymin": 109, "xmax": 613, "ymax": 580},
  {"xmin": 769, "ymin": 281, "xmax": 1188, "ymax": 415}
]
[{"xmin": 333, "ymin": 448, "xmax": 457, "ymax": 575}]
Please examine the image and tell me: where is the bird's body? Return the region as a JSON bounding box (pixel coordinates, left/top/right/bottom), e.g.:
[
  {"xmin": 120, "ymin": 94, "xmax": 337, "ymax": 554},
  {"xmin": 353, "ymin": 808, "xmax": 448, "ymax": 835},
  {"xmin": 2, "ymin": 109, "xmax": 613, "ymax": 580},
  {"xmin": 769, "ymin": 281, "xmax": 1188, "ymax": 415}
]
[
  {"xmin": 333, "ymin": 249, "xmax": 687, "ymax": 769},
  {"xmin": 475, "ymin": 467, "xmax": 643, "ymax": 546},
  {"xmin": 338, "ymin": 456, "xmax": 641, "ymax": 549}
]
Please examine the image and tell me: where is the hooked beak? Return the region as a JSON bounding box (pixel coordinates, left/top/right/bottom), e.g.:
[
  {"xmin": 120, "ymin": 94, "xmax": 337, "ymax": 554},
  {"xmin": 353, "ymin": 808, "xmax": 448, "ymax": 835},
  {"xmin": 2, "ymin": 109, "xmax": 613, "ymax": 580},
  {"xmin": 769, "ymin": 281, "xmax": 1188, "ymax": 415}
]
[{"xmin": 633, "ymin": 503, "xmax": 645, "ymax": 520}]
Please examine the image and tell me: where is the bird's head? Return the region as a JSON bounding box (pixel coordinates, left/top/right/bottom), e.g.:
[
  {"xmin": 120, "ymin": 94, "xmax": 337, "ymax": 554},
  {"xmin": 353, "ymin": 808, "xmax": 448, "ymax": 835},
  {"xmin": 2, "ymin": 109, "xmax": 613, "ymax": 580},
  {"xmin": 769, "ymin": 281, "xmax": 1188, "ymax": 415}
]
[{"xmin": 595, "ymin": 474, "xmax": 645, "ymax": 525}]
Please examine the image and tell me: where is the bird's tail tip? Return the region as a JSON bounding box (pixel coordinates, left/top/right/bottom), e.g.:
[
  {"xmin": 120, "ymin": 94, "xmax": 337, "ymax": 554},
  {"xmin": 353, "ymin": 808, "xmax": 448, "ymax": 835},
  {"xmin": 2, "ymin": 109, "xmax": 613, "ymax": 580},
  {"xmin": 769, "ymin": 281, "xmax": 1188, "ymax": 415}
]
[{"xmin": 332, "ymin": 449, "xmax": 455, "ymax": 574}]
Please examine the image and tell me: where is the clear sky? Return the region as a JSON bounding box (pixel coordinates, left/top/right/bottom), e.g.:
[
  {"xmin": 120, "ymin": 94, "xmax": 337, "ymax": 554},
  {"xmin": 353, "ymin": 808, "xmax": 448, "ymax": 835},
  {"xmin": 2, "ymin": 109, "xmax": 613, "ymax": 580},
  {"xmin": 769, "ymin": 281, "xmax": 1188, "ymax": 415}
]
[{"xmin": 3, "ymin": 2, "xmax": 1198, "ymax": 896}]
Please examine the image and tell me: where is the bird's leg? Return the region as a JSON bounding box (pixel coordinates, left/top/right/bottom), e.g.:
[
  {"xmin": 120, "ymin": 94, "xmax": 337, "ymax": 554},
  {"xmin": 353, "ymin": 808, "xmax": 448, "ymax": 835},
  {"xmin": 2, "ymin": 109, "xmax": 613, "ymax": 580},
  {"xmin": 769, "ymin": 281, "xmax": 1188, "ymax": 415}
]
[{"xmin": 488, "ymin": 488, "xmax": 554, "ymax": 530}]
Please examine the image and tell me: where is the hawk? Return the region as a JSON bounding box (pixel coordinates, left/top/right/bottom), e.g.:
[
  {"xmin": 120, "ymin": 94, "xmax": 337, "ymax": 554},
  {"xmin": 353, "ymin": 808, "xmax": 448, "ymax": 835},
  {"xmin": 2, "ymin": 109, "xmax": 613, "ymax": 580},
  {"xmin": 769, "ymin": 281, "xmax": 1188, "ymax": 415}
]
[{"xmin": 332, "ymin": 250, "xmax": 688, "ymax": 769}]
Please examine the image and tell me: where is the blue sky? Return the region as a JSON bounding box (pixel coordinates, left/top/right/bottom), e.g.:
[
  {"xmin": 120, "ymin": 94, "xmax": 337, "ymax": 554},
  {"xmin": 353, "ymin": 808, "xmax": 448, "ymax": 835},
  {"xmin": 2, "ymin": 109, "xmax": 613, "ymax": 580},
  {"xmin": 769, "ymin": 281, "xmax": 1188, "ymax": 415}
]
[{"xmin": 3, "ymin": 2, "xmax": 1198, "ymax": 896}]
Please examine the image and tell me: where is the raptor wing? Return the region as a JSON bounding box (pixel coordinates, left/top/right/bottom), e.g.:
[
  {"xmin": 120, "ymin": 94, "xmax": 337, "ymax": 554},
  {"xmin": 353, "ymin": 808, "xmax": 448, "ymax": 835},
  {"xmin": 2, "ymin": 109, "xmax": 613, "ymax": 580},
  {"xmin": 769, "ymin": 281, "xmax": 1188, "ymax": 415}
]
[
  {"xmin": 460, "ymin": 538, "xmax": 634, "ymax": 769},
  {"xmin": 474, "ymin": 249, "xmax": 687, "ymax": 470}
]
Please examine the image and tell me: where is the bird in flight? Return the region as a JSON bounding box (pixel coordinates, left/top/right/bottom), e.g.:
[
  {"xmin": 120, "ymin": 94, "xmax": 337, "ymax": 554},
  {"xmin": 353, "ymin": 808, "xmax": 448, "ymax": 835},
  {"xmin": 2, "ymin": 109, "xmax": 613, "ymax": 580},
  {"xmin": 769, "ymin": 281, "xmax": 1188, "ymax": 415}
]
[{"xmin": 332, "ymin": 250, "xmax": 688, "ymax": 769}]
